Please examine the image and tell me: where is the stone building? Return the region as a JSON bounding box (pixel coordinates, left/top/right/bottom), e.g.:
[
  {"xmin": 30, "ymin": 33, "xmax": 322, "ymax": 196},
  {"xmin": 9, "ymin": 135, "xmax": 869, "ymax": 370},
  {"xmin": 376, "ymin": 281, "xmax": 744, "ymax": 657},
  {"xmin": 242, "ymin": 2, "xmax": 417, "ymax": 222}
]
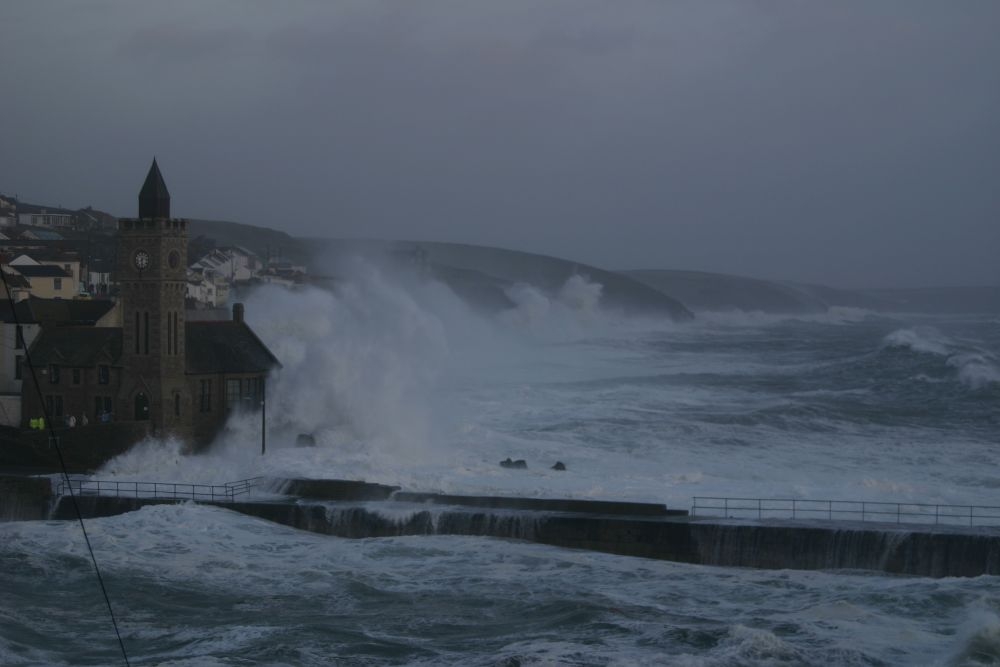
[{"xmin": 21, "ymin": 160, "xmax": 280, "ymax": 448}]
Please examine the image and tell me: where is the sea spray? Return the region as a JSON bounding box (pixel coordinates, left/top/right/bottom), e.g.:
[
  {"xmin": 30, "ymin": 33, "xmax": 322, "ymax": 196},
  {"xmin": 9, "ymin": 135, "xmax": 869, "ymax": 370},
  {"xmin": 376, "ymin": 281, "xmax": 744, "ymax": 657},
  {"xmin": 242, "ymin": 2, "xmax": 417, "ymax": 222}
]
[
  {"xmin": 91, "ymin": 274, "xmax": 999, "ymax": 512},
  {"xmin": 97, "ymin": 262, "xmax": 637, "ymax": 492}
]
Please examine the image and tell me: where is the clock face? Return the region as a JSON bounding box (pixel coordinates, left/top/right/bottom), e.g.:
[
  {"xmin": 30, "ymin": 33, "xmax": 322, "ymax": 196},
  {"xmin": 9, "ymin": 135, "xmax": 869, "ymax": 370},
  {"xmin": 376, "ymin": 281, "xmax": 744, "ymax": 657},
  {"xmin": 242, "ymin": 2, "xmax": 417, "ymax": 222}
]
[{"xmin": 134, "ymin": 250, "xmax": 150, "ymax": 271}]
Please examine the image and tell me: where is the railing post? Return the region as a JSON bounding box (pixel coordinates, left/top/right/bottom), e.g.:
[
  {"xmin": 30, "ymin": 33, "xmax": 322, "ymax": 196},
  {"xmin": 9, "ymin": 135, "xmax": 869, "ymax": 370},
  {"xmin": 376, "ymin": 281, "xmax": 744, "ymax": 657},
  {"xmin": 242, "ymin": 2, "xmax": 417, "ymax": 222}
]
[
  {"xmin": 758, "ymin": 498, "xmax": 762, "ymax": 520},
  {"xmin": 724, "ymin": 498, "xmax": 728, "ymax": 517},
  {"xmin": 828, "ymin": 500, "xmax": 832, "ymax": 521},
  {"xmin": 862, "ymin": 502, "xmax": 865, "ymax": 522},
  {"xmin": 897, "ymin": 504, "xmax": 901, "ymax": 523},
  {"xmin": 935, "ymin": 505, "xmax": 939, "ymax": 525},
  {"xmin": 792, "ymin": 499, "xmax": 796, "ymax": 520},
  {"xmin": 970, "ymin": 505, "xmax": 974, "ymax": 527}
]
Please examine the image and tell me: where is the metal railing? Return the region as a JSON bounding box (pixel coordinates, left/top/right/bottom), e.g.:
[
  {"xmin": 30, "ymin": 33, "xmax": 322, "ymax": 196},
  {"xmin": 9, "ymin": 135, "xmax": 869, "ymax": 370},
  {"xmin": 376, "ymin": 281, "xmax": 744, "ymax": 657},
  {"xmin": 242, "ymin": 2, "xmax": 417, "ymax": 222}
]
[
  {"xmin": 691, "ymin": 496, "xmax": 1000, "ymax": 527},
  {"xmin": 56, "ymin": 476, "xmax": 263, "ymax": 503}
]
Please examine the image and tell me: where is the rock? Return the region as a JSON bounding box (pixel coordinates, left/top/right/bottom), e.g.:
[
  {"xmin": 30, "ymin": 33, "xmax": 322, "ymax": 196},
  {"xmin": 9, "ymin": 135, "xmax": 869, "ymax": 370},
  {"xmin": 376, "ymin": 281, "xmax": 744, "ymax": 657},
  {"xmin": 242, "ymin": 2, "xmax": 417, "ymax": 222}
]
[
  {"xmin": 551, "ymin": 461, "xmax": 566, "ymax": 471},
  {"xmin": 295, "ymin": 433, "xmax": 316, "ymax": 447},
  {"xmin": 500, "ymin": 458, "xmax": 527, "ymax": 469}
]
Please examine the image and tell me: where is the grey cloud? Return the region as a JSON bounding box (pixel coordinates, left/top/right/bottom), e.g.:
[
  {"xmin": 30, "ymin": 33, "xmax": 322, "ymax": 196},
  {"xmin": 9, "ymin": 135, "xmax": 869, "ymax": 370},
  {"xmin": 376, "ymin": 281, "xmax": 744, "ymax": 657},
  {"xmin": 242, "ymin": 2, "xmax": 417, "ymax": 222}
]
[{"xmin": 0, "ymin": 1, "xmax": 998, "ymax": 288}]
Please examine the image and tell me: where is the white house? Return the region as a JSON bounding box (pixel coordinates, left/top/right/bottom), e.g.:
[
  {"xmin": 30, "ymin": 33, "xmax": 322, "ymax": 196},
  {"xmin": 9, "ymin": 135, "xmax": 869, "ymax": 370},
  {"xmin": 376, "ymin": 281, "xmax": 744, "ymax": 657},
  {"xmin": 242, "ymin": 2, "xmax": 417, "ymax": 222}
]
[
  {"xmin": 190, "ymin": 246, "xmax": 261, "ymax": 283},
  {"xmin": 17, "ymin": 203, "xmax": 75, "ymax": 229},
  {"xmin": 186, "ymin": 267, "xmax": 229, "ymax": 307}
]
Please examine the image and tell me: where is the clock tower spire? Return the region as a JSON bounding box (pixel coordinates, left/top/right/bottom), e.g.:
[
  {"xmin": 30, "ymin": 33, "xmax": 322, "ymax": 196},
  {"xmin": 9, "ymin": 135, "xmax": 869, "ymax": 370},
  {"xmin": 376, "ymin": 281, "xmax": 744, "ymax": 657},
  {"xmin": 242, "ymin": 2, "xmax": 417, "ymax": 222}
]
[
  {"xmin": 138, "ymin": 158, "xmax": 170, "ymax": 220},
  {"xmin": 117, "ymin": 159, "xmax": 189, "ymax": 439}
]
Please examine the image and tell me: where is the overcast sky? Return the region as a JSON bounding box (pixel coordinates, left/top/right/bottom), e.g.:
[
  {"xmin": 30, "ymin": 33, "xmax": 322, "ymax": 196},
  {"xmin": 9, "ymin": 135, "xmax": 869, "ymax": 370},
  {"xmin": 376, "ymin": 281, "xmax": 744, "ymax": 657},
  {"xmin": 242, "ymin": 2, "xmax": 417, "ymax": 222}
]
[{"xmin": 1, "ymin": 2, "xmax": 998, "ymax": 287}]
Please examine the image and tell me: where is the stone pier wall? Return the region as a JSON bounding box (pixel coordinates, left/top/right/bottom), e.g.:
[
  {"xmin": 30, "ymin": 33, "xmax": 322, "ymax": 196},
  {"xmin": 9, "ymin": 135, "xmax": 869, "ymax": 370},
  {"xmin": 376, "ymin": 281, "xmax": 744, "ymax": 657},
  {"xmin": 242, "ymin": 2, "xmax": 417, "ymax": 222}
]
[{"xmin": 38, "ymin": 492, "xmax": 1000, "ymax": 578}]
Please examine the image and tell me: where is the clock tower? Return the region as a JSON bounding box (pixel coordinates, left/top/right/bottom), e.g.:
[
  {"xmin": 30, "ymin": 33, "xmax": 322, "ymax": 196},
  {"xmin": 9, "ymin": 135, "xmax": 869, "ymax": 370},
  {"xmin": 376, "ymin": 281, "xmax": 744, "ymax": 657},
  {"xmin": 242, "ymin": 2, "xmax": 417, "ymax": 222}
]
[{"xmin": 117, "ymin": 159, "xmax": 190, "ymax": 438}]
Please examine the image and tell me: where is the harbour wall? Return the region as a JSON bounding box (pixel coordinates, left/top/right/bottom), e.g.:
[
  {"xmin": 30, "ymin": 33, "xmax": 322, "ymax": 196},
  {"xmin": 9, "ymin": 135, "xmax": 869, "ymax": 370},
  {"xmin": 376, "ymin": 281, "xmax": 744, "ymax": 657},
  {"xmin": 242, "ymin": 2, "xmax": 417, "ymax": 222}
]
[{"xmin": 22, "ymin": 478, "xmax": 999, "ymax": 578}]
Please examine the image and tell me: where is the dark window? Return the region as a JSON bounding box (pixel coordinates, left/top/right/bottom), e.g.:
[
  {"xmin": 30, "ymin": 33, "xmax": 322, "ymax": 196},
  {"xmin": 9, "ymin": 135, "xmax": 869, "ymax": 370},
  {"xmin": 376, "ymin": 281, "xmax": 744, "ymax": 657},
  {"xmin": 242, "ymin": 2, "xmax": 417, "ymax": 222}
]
[
  {"xmin": 49, "ymin": 365, "xmax": 59, "ymax": 384},
  {"xmin": 72, "ymin": 368, "xmax": 81, "ymax": 385},
  {"xmin": 167, "ymin": 311, "xmax": 173, "ymax": 355},
  {"xmin": 103, "ymin": 396, "xmax": 113, "ymax": 414},
  {"xmin": 15, "ymin": 355, "xmax": 23, "ymax": 380},
  {"xmin": 134, "ymin": 392, "xmax": 149, "ymax": 421},
  {"xmin": 98, "ymin": 365, "xmax": 109, "ymax": 384},
  {"xmin": 54, "ymin": 278, "xmax": 62, "ymax": 290},
  {"xmin": 135, "ymin": 312, "xmax": 140, "ymax": 354},
  {"xmin": 244, "ymin": 377, "xmax": 257, "ymax": 402},
  {"xmin": 94, "ymin": 396, "xmax": 102, "ymax": 419},
  {"xmin": 199, "ymin": 380, "xmax": 212, "ymax": 412},
  {"xmin": 144, "ymin": 312, "xmax": 149, "ymax": 355},
  {"xmin": 174, "ymin": 393, "xmax": 181, "ymax": 417},
  {"xmin": 225, "ymin": 379, "xmax": 241, "ymax": 409},
  {"xmin": 15, "ymin": 325, "xmax": 23, "ymax": 349},
  {"xmin": 46, "ymin": 396, "xmax": 63, "ymax": 417}
]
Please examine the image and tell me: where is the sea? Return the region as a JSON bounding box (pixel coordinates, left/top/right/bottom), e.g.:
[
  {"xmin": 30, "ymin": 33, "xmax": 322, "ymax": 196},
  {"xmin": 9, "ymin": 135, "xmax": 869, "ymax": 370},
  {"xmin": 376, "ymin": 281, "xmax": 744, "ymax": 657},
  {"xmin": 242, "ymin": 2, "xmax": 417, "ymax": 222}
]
[{"xmin": 2, "ymin": 265, "xmax": 999, "ymax": 666}]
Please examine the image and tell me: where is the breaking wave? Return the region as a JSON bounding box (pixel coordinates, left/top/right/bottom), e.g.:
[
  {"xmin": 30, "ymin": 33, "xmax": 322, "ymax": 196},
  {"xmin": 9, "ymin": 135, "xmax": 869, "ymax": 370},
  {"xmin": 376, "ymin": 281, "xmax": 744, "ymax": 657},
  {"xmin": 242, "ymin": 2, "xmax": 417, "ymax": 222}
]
[
  {"xmin": 882, "ymin": 326, "xmax": 953, "ymax": 356},
  {"xmin": 882, "ymin": 327, "xmax": 1000, "ymax": 390}
]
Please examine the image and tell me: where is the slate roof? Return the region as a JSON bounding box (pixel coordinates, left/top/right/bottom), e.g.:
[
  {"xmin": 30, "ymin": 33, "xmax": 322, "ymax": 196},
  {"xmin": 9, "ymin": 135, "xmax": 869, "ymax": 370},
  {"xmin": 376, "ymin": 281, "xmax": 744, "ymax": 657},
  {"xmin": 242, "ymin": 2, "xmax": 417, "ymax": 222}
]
[
  {"xmin": 27, "ymin": 327, "xmax": 122, "ymax": 367},
  {"xmin": 186, "ymin": 321, "xmax": 281, "ymax": 374},
  {"xmin": 22, "ymin": 317, "xmax": 280, "ymax": 375},
  {"xmin": 0, "ymin": 299, "xmax": 36, "ymax": 324},
  {"xmin": 139, "ymin": 159, "xmax": 170, "ymax": 219},
  {"xmin": 24, "ymin": 297, "xmax": 115, "ymax": 325},
  {"xmin": 1, "ymin": 272, "xmax": 31, "ymax": 289},
  {"xmin": 11, "ymin": 264, "xmax": 70, "ymax": 278}
]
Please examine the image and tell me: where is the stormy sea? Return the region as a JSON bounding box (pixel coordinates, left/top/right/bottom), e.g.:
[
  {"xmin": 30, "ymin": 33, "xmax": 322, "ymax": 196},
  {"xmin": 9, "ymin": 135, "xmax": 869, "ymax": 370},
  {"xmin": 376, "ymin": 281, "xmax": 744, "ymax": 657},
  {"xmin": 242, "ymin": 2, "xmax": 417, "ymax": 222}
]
[{"xmin": 2, "ymin": 267, "xmax": 1000, "ymax": 666}]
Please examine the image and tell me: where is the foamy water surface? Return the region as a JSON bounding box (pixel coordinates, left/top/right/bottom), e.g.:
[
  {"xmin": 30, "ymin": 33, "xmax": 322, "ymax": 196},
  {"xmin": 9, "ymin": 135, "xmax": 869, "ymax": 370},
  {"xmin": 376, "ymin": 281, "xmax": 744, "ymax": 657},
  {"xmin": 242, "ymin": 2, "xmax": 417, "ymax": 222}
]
[{"xmin": 5, "ymin": 269, "xmax": 1000, "ymax": 665}]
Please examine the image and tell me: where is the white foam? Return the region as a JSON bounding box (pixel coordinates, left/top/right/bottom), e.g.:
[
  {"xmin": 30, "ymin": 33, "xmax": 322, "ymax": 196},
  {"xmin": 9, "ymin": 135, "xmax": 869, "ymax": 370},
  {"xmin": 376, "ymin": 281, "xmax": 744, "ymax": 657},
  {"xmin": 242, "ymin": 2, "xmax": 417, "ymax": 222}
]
[
  {"xmin": 948, "ymin": 352, "xmax": 1000, "ymax": 390},
  {"xmin": 882, "ymin": 327, "xmax": 953, "ymax": 356},
  {"xmin": 695, "ymin": 306, "xmax": 876, "ymax": 328},
  {"xmin": 944, "ymin": 598, "xmax": 1000, "ymax": 666}
]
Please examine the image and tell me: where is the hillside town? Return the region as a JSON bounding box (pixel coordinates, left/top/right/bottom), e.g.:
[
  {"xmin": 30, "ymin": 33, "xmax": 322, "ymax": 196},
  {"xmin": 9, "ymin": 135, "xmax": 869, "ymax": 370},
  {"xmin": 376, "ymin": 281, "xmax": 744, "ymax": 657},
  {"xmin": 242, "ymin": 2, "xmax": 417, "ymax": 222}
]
[{"xmin": 0, "ymin": 168, "xmax": 296, "ymax": 437}]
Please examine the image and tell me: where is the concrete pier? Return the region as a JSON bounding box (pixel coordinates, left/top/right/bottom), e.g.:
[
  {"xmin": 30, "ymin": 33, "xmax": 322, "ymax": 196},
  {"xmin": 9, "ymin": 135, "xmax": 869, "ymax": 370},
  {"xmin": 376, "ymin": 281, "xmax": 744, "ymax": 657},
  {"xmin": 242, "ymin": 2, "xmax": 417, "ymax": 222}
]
[{"xmin": 7, "ymin": 476, "xmax": 1000, "ymax": 578}]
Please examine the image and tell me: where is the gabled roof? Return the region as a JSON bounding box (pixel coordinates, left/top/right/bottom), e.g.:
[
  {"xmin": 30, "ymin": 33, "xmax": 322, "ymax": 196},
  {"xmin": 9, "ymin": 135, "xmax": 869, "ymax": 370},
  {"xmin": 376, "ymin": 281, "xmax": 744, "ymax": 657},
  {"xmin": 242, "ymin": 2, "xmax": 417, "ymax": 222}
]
[
  {"xmin": 139, "ymin": 159, "xmax": 170, "ymax": 219},
  {"xmin": 15, "ymin": 308, "xmax": 280, "ymax": 375},
  {"xmin": 10, "ymin": 264, "xmax": 70, "ymax": 278},
  {"xmin": 0, "ymin": 298, "xmax": 36, "ymax": 324},
  {"xmin": 1, "ymin": 272, "xmax": 31, "ymax": 289},
  {"xmin": 11, "ymin": 249, "xmax": 80, "ymax": 263},
  {"xmin": 25, "ymin": 297, "xmax": 115, "ymax": 326},
  {"xmin": 186, "ymin": 321, "xmax": 281, "ymax": 374},
  {"xmin": 27, "ymin": 327, "xmax": 122, "ymax": 367}
]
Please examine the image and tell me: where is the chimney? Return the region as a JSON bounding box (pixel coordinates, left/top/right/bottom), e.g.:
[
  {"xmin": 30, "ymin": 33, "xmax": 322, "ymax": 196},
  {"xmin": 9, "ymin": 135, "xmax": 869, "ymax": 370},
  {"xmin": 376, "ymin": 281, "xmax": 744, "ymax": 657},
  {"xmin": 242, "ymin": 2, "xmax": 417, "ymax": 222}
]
[{"xmin": 232, "ymin": 302, "xmax": 245, "ymax": 323}]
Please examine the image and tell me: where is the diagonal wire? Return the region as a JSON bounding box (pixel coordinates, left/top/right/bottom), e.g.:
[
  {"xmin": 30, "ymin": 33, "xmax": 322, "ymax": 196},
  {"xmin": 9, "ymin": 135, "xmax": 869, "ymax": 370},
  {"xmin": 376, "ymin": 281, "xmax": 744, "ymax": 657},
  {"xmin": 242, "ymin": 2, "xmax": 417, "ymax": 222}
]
[{"xmin": 1, "ymin": 268, "xmax": 131, "ymax": 667}]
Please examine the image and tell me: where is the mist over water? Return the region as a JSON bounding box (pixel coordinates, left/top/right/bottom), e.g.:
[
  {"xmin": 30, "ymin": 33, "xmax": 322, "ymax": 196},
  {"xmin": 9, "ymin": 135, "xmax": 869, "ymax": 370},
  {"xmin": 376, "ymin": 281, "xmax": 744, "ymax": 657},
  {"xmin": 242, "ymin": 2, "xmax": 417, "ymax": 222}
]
[{"xmin": 96, "ymin": 260, "xmax": 1000, "ymax": 512}]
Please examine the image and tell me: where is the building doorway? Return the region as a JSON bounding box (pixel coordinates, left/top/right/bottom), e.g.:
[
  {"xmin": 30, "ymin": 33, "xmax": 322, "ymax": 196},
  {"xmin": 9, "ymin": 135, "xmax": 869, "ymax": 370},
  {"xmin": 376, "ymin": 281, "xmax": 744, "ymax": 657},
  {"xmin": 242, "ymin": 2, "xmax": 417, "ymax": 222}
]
[{"xmin": 134, "ymin": 392, "xmax": 150, "ymax": 421}]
